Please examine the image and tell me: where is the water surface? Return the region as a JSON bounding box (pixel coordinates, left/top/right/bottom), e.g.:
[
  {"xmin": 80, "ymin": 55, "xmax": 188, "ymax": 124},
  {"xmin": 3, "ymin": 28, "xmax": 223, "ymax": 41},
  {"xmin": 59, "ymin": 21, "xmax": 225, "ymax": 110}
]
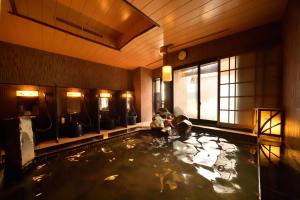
[{"xmin": 0, "ymin": 131, "xmax": 258, "ymax": 200}]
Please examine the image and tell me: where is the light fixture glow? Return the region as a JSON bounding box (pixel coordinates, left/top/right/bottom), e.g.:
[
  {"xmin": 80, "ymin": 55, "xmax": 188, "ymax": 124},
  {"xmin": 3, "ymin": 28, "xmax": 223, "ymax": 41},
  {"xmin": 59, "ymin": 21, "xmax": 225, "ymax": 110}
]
[
  {"xmin": 260, "ymin": 144, "xmax": 281, "ymax": 164},
  {"xmin": 67, "ymin": 92, "xmax": 82, "ymax": 98},
  {"xmin": 121, "ymin": 92, "xmax": 132, "ymax": 98},
  {"xmin": 162, "ymin": 65, "xmax": 172, "ymax": 82},
  {"xmin": 100, "ymin": 92, "xmax": 111, "ymax": 98},
  {"xmin": 16, "ymin": 90, "xmax": 39, "ymax": 97},
  {"xmin": 253, "ymin": 108, "xmax": 283, "ymax": 137}
]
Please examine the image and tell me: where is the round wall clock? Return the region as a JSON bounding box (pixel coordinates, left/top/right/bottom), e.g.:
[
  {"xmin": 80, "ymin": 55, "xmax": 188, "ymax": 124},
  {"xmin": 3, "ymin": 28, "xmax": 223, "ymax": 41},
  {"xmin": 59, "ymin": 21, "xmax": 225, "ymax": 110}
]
[{"xmin": 178, "ymin": 50, "xmax": 187, "ymax": 61}]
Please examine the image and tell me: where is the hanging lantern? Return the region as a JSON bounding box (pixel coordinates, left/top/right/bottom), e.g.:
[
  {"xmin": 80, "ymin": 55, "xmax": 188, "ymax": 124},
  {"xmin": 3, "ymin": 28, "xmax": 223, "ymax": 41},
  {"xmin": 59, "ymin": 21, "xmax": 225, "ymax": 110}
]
[
  {"xmin": 160, "ymin": 44, "xmax": 174, "ymax": 82},
  {"xmin": 162, "ymin": 65, "xmax": 172, "ymax": 82}
]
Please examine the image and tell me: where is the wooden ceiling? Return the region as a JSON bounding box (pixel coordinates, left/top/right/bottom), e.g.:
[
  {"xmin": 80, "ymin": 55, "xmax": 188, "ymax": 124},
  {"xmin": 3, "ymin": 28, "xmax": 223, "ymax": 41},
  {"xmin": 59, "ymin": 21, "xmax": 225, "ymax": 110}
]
[
  {"xmin": 9, "ymin": 0, "xmax": 158, "ymax": 49},
  {"xmin": 0, "ymin": 0, "xmax": 287, "ymax": 70}
]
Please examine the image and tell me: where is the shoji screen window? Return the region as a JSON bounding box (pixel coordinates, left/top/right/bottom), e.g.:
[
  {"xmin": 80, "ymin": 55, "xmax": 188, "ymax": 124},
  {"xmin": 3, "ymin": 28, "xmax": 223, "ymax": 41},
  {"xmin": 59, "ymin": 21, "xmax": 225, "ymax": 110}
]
[{"xmin": 219, "ymin": 56, "xmax": 255, "ymax": 129}]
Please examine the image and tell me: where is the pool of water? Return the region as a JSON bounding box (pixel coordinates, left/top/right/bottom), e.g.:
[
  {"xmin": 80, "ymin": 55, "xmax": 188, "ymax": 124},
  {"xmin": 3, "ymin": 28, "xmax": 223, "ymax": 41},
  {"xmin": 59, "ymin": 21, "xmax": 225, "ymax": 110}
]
[{"xmin": 0, "ymin": 131, "xmax": 259, "ymax": 200}]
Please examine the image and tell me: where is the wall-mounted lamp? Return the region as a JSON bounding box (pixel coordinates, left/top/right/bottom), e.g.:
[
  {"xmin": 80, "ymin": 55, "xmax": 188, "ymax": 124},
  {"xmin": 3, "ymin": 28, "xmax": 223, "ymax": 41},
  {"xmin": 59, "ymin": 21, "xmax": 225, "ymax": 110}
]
[
  {"xmin": 99, "ymin": 92, "xmax": 111, "ymax": 98},
  {"xmin": 253, "ymin": 108, "xmax": 283, "ymax": 137},
  {"xmin": 121, "ymin": 92, "xmax": 132, "ymax": 99},
  {"xmin": 99, "ymin": 90, "xmax": 111, "ymax": 111},
  {"xmin": 16, "ymin": 90, "xmax": 39, "ymax": 97},
  {"xmin": 67, "ymin": 91, "xmax": 82, "ymax": 98}
]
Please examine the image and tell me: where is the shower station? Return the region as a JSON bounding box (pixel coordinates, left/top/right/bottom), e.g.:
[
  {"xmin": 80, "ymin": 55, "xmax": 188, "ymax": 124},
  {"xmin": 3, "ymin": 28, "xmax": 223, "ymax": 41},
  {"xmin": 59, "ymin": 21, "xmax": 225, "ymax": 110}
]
[
  {"xmin": 2, "ymin": 87, "xmax": 54, "ymax": 178},
  {"xmin": 90, "ymin": 89, "xmax": 138, "ymax": 131},
  {"xmin": 57, "ymin": 88, "xmax": 92, "ymax": 137},
  {"xmin": 121, "ymin": 91, "xmax": 137, "ymax": 126},
  {"xmin": 97, "ymin": 90, "xmax": 117, "ymax": 130}
]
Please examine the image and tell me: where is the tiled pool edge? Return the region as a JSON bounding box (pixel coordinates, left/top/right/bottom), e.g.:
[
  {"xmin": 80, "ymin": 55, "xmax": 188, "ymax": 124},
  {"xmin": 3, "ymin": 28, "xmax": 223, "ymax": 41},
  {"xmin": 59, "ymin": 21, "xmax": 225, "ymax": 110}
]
[
  {"xmin": 34, "ymin": 127, "xmax": 150, "ymax": 163},
  {"xmin": 192, "ymin": 125, "xmax": 257, "ymax": 144}
]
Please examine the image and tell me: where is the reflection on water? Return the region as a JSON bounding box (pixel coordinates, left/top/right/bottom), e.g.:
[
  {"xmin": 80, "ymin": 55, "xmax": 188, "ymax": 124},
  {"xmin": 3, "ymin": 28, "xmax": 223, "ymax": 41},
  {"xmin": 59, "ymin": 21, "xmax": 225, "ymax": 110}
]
[
  {"xmin": 108, "ymin": 157, "xmax": 116, "ymax": 162},
  {"xmin": 32, "ymin": 174, "xmax": 48, "ymax": 182},
  {"xmin": 66, "ymin": 151, "xmax": 85, "ymax": 162},
  {"xmin": 154, "ymin": 167, "xmax": 186, "ymax": 192},
  {"xmin": 123, "ymin": 138, "xmax": 136, "ymax": 149},
  {"xmin": 104, "ymin": 174, "xmax": 119, "ymax": 181},
  {"xmin": 35, "ymin": 192, "xmax": 42, "ymax": 197},
  {"xmin": 172, "ymin": 134, "xmax": 240, "ymax": 194},
  {"xmin": 36, "ymin": 164, "xmax": 46, "ymax": 170},
  {"xmin": 0, "ymin": 131, "xmax": 258, "ymax": 200},
  {"xmin": 259, "ymin": 144, "xmax": 281, "ymax": 165},
  {"xmin": 100, "ymin": 147, "xmax": 112, "ymax": 153}
]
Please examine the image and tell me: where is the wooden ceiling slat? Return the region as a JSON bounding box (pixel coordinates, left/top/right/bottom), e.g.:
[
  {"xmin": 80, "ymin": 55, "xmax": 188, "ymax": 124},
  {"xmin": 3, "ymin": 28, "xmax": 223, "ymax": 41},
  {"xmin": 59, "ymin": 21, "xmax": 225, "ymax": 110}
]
[
  {"xmin": 26, "ymin": 0, "xmax": 42, "ymax": 19},
  {"xmin": 86, "ymin": 0, "xmax": 112, "ymax": 29},
  {"xmin": 42, "ymin": 0, "xmax": 56, "ymax": 24},
  {"xmin": 132, "ymin": 0, "xmax": 153, "ymax": 11},
  {"xmin": 142, "ymin": 0, "xmax": 172, "ymax": 16},
  {"xmin": 52, "ymin": 0, "xmax": 72, "ymax": 53},
  {"xmin": 66, "ymin": 0, "xmax": 87, "ymax": 23},
  {"xmin": 120, "ymin": 0, "xmax": 274, "ymax": 55},
  {"xmin": 41, "ymin": 0, "xmax": 56, "ymax": 50},
  {"xmin": 92, "ymin": 0, "xmax": 119, "ymax": 31},
  {"xmin": 77, "ymin": 0, "xmax": 96, "ymax": 26},
  {"xmin": 1, "ymin": 0, "xmax": 11, "ymax": 12},
  {"xmin": 14, "ymin": 0, "xmax": 28, "ymax": 15},
  {"xmin": 149, "ymin": 0, "xmax": 191, "ymax": 21},
  {"xmin": 155, "ymin": 0, "xmax": 211, "ymax": 25},
  {"xmin": 62, "ymin": 0, "xmax": 96, "ymax": 42},
  {"xmin": 122, "ymin": 0, "xmax": 223, "ymax": 52},
  {"xmin": 129, "ymin": 0, "xmax": 231, "ymax": 48},
  {"xmin": 165, "ymin": 0, "xmax": 285, "ymax": 45}
]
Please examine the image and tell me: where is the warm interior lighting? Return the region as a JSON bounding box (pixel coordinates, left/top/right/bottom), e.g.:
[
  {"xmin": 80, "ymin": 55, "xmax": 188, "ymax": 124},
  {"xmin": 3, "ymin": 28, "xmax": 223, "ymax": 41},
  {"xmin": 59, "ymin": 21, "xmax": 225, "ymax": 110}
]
[
  {"xmin": 16, "ymin": 90, "xmax": 39, "ymax": 97},
  {"xmin": 99, "ymin": 91, "xmax": 111, "ymax": 111},
  {"xmin": 253, "ymin": 108, "xmax": 283, "ymax": 137},
  {"xmin": 67, "ymin": 92, "xmax": 82, "ymax": 98},
  {"xmin": 103, "ymin": 132, "xmax": 109, "ymax": 139},
  {"xmin": 260, "ymin": 144, "xmax": 281, "ymax": 165},
  {"xmin": 162, "ymin": 65, "xmax": 172, "ymax": 82},
  {"xmin": 121, "ymin": 92, "xmax": 132, "ymax": 98},
  {"xmin": 99, "ymin": 92, "xmax": 111, "ymax": 98}
]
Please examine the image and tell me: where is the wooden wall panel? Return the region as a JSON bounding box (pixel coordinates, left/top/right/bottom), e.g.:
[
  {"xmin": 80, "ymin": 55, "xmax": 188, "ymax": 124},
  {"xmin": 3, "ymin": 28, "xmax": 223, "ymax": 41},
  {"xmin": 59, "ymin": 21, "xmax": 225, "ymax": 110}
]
[
  {"xmin": 154, "ymin": 22, "xmax": 282, "ymax": 119},
  {"xmin": 133, "ymin": 67, "xmax": 153, "ymax": 122},
  {"xmin": 282, "ymin": 0, "xmax": 300, "ymax": 172},
  {"xmin": 0, "ymin": 41, "xmax": 133, "ymax": 90},
  {"xmin": 140, "ymin": 67, "xmax": 153, "ymax": 122},
  {"xmin": 167, "ymin": 22, "xmax": 282, "ymax": 68},
  {"xmin": 132, "ymin": 68, "xmax": 141, "ymax": 122}
]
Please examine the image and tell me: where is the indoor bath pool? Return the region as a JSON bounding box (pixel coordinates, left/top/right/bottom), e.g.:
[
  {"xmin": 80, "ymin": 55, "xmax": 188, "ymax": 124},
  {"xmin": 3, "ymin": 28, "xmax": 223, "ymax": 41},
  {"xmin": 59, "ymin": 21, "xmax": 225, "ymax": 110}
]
[{"xmin": 0, "ymin": 131, "xmax": 259, "ymax": 200}]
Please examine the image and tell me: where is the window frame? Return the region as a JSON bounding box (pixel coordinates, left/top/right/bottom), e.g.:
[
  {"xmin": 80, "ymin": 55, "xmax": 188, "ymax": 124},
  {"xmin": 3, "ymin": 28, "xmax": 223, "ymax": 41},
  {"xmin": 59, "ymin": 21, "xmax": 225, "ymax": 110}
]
[
  {"xmin": 171, "ymin": 58, "xmax": 218, "ymax": 126},
  {"xmin": 171, "ymin": 55, "xmax": 255, "ymax": 132}
]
